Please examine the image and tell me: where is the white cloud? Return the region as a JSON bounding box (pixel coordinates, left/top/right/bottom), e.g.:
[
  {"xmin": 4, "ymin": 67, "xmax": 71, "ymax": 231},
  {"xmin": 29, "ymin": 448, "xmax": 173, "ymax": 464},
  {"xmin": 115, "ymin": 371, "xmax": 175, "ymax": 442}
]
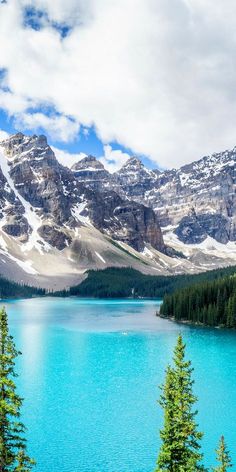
[
  {"xmin": 99, "ymin": 145, "xmax": 129, "ymax": 173},
  {"xmin": 15, "ymin": 112, "xmax": 80, "ymax": 142},
  {"xmin": 0, "ymin": 90, "xmax": 30, "ymax": 114},
  {"xmin": 0, "ymin": 130, "xmax": 9, "ymax": 141},
  {"xmin": 51, "ymin": 146, "xmax": 86, "ymax": 168},
  {"xmin": 52, "ymin": 144, "xmax": 129, "ymax": 172},
  {"xmin": 0, "ymin": 1, "xmax": 236, "ymax": 168}
]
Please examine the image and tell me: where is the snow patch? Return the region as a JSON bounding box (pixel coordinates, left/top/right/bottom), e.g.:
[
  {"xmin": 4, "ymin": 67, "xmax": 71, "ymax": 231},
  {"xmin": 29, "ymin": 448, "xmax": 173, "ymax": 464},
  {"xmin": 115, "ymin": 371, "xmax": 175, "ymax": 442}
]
[
  {"xmin": 71, "ymin": 202, "xmax": 92, "ymax": 227},
  {"xmin": 4, "ymin": 182, "xmax": 11, "ymax": 193},
  {"xmin": 0, "ymin": 235, "xmax": 8, "ymax": 251},
  {"xmin": 164, "ymin": 231, "xmax": 236, "ymax": 262},
  {"xmin": 14, "ymin": 258, "xmax": 38, "ymax": 275},
  {"xmin": 142, "ymin": 247, "xmax": 155, "ymax": 259},
  {"xmin": 0, "ymin": 146, "xmax": 45, "ymax": 253},
  {"xmin": 95, "ymin": 251, "xmax": 106, "ymax": 263}
]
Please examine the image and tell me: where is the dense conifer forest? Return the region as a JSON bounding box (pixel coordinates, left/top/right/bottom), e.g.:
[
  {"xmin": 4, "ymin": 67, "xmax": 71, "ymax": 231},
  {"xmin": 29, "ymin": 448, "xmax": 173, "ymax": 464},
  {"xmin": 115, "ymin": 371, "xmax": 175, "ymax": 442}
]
[
  {"xmin": 2, "ymin": 265, "xmax": 236, "ymax": 301},
  {"xmin": 0, "ymin": 275, "xmax": 45, "ymax": 299},
  {"xmin": 55, "ymin": 265, "xmax": 236, "ymax": 299},
  {"xmin": 160, "ymin": 272, "xmax": 236, "ymax": 327}
]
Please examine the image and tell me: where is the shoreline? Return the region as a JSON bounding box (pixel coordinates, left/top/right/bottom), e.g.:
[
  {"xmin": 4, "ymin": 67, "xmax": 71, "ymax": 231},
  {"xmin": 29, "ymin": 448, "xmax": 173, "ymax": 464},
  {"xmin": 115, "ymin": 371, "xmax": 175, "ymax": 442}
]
[
  {"xmin": 0, "ymin": 295, "xmax": 163, "ymax": 302},
  {"xmin": 156, "ymin": 313, "xmax": 234, "ymax": 331}
]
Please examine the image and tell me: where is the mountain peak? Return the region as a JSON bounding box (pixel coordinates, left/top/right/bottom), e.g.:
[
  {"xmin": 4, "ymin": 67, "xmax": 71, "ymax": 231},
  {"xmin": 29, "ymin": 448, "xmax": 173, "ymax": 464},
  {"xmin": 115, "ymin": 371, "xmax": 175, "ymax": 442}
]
[
  {"xmin": 71, "ymin": 155, "xmax": 105, "ymax": 172},
  {"xmin": 0, "ymin": 132, "xmax": 56, "ymax": 168},
  {"xmin": 121, "ymin": 156, "xmax": 143, "ymax": 170},
  {"xmin": 1, "ymin": 132, "xmax": 49, "ymax": 153},
  {"xmin": 176, "ymin": 145, "xmax": 236, "ymax": 181}
]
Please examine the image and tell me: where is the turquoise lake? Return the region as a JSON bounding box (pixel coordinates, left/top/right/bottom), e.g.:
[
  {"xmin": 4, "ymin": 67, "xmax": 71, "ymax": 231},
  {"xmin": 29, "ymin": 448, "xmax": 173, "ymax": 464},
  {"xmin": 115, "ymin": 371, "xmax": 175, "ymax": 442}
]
[{"xmin": 2, "ymin": 297, "xmax": 236, "ymax": 471}]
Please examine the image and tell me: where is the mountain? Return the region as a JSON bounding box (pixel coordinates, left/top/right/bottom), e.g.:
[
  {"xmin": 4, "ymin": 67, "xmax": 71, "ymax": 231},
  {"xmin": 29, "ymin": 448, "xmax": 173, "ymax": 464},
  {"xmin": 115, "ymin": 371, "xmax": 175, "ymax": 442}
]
[
  {"xmin": 0, "ymin": 133, "xmax": 165, "ymax": 251},
  {"xmin": 0, "ymin": 132, "xmax": 235, "ymax": 290},
  {"xmin": 107, "ymin": 150, "xmax": 236, "ymax": 244},
  {"xmin": 0, "ymin": 133, "xmax": 176, "ymax": 289},
  {"xmin": 143, "ymin": 148, "xmax": 236, "ymax": 244},
  {"xmin": 71, "ymin": 155, "xmax": 112, "ymax": 190},
  {"xmin": 72, "ymin": 150, "xmax": 235, "ymax": 245},
  {"xmin": 72, "ymin": 146, "xmax": 236, "ymax": 272},
  {"xmin": 115, "ymin": 157, "xmax": 159, "ymax": 198},
  {"xmin": 113, "ymin": 149, "xmax": 236, "ymax": 262}
]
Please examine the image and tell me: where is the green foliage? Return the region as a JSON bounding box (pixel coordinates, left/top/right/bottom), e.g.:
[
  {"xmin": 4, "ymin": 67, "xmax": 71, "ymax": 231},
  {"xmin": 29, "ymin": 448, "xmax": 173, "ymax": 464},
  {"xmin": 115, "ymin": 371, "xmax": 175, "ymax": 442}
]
[
  {"xmin": 0, "ymin": 308, "xmax": 35, "ymax": 471},
  {"xmin": 54, "ymin": 265, "xmax": 236, "ymax": 299},
  {"xmin": 155, "ymin": 335, "xmax": 205, "ymax": 472},
  {"xmin": 0, "ymin": 275, "xmax": 45, "ymax": 299},
  {"xmin": 212, "ymin": 436, "xmax": 232, "ymax": 472},
  {"xmin": 160, "ymin": 273, "xmax": 236, "ymax": 327}
]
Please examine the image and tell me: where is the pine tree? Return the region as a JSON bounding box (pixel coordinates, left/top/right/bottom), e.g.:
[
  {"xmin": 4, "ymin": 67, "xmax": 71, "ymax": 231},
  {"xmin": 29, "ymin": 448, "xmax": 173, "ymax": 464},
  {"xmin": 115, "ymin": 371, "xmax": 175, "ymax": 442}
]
[
  {"xmin": 155, "ymin": 334, "xmax": 205, "ymax": 472},
  {"xmin": 0, "ymin": 307, "xmax": 35, "ymax": 472},
  {"xmin": 212, "ymin": 436, "xmax": 232, "ymax": 472},
  {"xmin": 155, "ymin": 366, "xmax": 176, "ymax": 471},
  {"xmin": 226, "ymin": 298, "xmax": 234, "ymax": 328}
]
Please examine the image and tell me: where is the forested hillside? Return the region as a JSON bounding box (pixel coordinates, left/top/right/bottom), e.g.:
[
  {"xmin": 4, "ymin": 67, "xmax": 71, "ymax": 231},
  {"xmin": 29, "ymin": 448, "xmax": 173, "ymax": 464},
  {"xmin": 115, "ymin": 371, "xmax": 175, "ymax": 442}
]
[
  {"xmin": 160, "ymin": 274, "xmax": 236, "ymax": 327},
  {"xmin": 55, "ymin": 266, "xmax": 236, "ymax": 299},
  {"xmin": 0, "ymin": 275, "xmax": 45, "ymax": 299}
]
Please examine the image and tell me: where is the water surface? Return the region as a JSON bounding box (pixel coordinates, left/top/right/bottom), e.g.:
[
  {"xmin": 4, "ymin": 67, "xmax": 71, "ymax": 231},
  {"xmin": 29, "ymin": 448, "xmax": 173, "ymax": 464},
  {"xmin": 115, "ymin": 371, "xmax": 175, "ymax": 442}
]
[{"xmin": 3, "ymin": 298, "xmax": 236, "ymax": 471}]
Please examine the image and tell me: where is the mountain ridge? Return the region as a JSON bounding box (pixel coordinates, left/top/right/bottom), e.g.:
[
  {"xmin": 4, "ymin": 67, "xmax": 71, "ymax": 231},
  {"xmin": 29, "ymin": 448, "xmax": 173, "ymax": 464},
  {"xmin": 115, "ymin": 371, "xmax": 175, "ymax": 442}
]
[
  {"xmin": 72, "ymin": 144, "xmax": 236, "ymax": 245},
  {"xmin": 0, "ymin": 132, "xmax": 235, "ymax": 289}
]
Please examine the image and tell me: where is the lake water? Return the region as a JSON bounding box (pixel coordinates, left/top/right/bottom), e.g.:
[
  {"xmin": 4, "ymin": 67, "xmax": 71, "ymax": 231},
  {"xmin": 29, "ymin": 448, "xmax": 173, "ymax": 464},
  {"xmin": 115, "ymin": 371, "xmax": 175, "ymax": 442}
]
[{"xmin": 2, "ymin": 297, "xmax": 236, "ymax": 471}]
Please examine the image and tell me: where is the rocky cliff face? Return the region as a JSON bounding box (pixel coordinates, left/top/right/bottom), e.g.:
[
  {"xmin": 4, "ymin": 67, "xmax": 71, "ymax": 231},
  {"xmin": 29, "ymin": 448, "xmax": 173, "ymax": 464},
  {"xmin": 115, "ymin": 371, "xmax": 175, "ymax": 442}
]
[
  {"xmin": 71, "ymin": 155, "xmax": 112, "ymax": 191},
  {"xmin": 175, "ymin": 211, "xmax": 230, "ymax": 245},
  {"xmin": 0, "ymin": 164, "xmax": 29, "ymax": 240},
  {"xmin": 0, "ymin": 133, "xmax": 164, "ymax": 253},
  {"xmin": 0, "ymin": 133, "xmax": 83, "ymax": 250},
  {"xmin": 73, "ymin": 147, "xmax": 236, "ymax": 246},
  {"xmin": 143, "ymin": 148, "xmax": 236, "ymax": 244},
  {"xmin": 115, "ymin": 157, "xmax": 158, "ymax": 198},
  {"xmin": 85, "ymin": 189, "xmax": 165, "ymax": 252}
]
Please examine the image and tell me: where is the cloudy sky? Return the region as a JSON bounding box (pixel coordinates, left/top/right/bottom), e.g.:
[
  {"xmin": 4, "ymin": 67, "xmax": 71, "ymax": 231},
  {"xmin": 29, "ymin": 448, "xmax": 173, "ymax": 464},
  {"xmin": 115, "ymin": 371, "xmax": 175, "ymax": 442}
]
[{"xmin": 0, "ymin": 0, "xmax": 235, "ymax": 171}]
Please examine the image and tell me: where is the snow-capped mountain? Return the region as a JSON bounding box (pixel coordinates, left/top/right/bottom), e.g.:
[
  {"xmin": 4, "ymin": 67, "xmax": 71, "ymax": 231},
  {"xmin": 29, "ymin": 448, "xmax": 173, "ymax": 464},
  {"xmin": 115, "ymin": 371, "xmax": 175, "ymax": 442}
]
[
  {"xmin": 0, "ymin": 132, "xmax": 236, "ymax": 289},
  {"xmin": 0, "ymin": 133, "xmax": 169, "ymax": 288},
  {"xmin": 71, "ymin": 146, "xmax": 236, "ymax": 274},
  {"xmin": 0, "ymin": 133, "xmax": 165, "ymax": 252},
  {"xmin": 143, "ymin": 148, "xmax": 236, "ymax": 244},
  {"xmin": 74, "ymin": 147, "xmax": 236, "ymax": 246},
  {"xmin": 71, "ymin": 155, "xmax": 112, "ymax": 191},
  {"xmin": 115, "ymin": 157, "xmax": 159, "ymax": 198}
]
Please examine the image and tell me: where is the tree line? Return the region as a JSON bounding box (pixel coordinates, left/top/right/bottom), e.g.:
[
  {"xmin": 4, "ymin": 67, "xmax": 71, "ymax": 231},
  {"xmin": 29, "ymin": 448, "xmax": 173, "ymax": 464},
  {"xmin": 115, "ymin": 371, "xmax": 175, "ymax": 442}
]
[
  {"xmin": 0, "ymin": 275, "xmax": 45, "ymax": 299},
  {"xmin": 54, "ymin": 265, "xmax": 236, "ymax": 299},
  {"xmin": 1, "ymin": 264, "xmax": 236, "ymax": 300},
  {"xmin": 160, "ymin": 273, "xmax": 236, "ymax": 327}
]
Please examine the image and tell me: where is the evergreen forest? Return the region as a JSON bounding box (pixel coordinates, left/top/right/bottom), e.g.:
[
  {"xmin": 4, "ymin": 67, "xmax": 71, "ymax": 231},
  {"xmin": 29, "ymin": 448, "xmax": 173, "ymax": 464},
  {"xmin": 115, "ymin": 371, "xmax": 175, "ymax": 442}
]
[
  {"xmin": 0, "ymin": 275, "xmax": 45, "ymax": 299},
  {"xmin": 54, "ymin": 265, "xmax": 236, "ymax": 299},
  {"xmin": 160, "ymin": 273, "xmax": 236, "ymax": 327}
]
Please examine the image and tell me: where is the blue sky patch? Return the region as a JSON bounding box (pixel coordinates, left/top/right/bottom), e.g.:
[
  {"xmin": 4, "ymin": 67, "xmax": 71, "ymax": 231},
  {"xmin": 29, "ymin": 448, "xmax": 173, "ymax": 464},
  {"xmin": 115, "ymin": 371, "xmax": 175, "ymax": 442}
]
[
  {"xmin": 0, "ymin": 105, "xmax": 156, "ymax": 168},
  {"xmin": 23, "ymin": 6, "xmax": 72, "ymax": 38}
]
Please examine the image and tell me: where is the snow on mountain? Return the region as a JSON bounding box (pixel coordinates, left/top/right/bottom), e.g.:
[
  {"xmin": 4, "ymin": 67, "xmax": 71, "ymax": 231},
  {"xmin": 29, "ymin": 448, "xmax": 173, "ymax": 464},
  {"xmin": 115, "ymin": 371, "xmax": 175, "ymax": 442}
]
[
  {"xmin": 0, "ymin": 144, "xmax": 46, "ymax": 253},
  {"xmin": 0, "ymin": 132, "xmax": 236, "ymax": 289},
  {"xmin": 0, "ymin": 133, "xmax": 167, "ymax": 288},
  {"xmin": 71, "ymin": 145, "xmax": 236, "ymax": 261},
  {"xmin": 115, "ymin": 157, "xmax": 159, "ymax": 198},
  {"xmin": 71, "ymin": 155, "xmax": 112, "ymax": 190},
  {"xmin": 107, "ymin": 147, "xmax": 236, "ymax": 246}
]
